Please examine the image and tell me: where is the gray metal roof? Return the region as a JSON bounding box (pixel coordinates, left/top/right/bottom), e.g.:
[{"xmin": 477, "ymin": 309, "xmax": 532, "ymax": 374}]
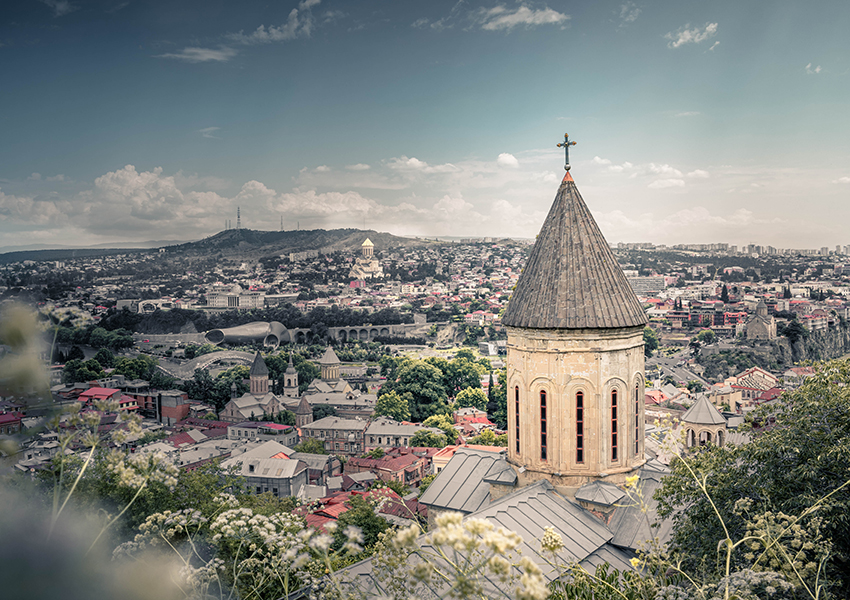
[
  {"xmin": 574, "ymin": 481, "xmax": 626, "ymax": 507},
  {"xmin": 607, "ymin": 467, "xmax": 673, "ymax": 552},
  {"xmin": 681, "ymin": 396, "xmax": 727, "ymax": 425},
  {"xmin": 337, "ymin": 479, "xmax": 635, "ymax": 599},
  {"xmin": 502, "ymin": 174, "xmax": 648, "ymax": 330},
  {"xmin": 418, "ymin": 448, "xmax": 513, "ymax": 514}
]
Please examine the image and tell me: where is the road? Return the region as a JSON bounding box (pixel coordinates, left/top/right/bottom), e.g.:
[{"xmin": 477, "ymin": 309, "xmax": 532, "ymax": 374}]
[{"xmin": 646, "ymin": 347, "xmax": 711, "ymax": 388}]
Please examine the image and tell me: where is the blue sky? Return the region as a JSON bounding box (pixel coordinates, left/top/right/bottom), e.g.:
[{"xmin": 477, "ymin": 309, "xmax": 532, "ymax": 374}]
[{"xmin": 1, "ymin": 0, "xmax": 848, "ymax": 249}]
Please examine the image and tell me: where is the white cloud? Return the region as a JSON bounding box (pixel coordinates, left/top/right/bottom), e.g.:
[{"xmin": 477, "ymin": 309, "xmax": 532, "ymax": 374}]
[
  {"xmin": 387, "ymin": 156, "xmax": 460, "ymax": 174},
  {"xmin": 0, "ymin": 188, "xmax": 64, "ymax": 224},
  {"xmin": 345, "ymin": 164, "xmax": 371, "ymax": 171},
  {"xmin": 833, "ymin": 176, "xmax": 850, "ymax": 184},
  {"xmin": 46, "ymin": 174, "xmax": 66, "ymax": 182},
  {"xmin": 675, "ymin": 111, "xmax": 700, "ymax": 117},
  {"xmin": 805, "ymin": 63, "xmax": 822, "ymax": 75},
  {"xmin": 411, "ymin": 17, "xmax": 431, "ymax": 29},
  {"xmin": 687, "ymin": 169, "xmax": 710, "ymax": 178},
  {"xmin": 28, "ymin": 173, "xmax": 42, "ymax": 181},
  {"xmin": 648, "ymin": 178, "xmax": 685, "ymax": 189},
  {"xmin": 40, "ymin": 0, "xmax": 78, "ymax": 17},
  {"xmin": 592, "ymin": 156, "xmax": 612, "ymax": 166},
  {"xmin": 619, "ymin": 2, "xmax": 640, "ymax": 25},
  {"xmin": 476, "ymin": 5, "xmax": 570, "ymax": 31},
  {"xmin": 198, "ymin": 127, "xmax": 221, "ymax": 139},
  {"xmin": 648, "ymin": 163, "xmax": 683, "ymax": 177},
  {"xmin": 496, "ymin": 153, "xmax": 519, "ymax": 167},
  {"xmin": 708, "ymin": 41, "xmax": 720, "ymax": 51},
  {"xmin": 591, "ymin": 156, "xmax": 633, "ymax": 173},
  {"xmin": 156, "ymin": 47, "xmax": 238, "ymax": 63},
  {"xmin": 315, "ymin": 165, "xmax": 331, "ymax": 172},
  {"xmin": 665, "ymin": 22, "xmax": 718, "ymax": 48},
  {"xmin": 227, "ymin": 0, "xmax": 321, "ymax": 44}
]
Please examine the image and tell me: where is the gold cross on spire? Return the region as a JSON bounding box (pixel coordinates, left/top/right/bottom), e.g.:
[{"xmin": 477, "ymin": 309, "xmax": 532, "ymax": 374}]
[{"xmin": 556, "ymin": 133, "xmax": 577, "ymax": 171}]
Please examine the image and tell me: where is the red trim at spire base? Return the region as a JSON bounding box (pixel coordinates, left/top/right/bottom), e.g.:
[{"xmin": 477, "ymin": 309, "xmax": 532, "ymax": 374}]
[{"xmin": 561, "ymin": 171, "xmax": 574, "ymax": 183}]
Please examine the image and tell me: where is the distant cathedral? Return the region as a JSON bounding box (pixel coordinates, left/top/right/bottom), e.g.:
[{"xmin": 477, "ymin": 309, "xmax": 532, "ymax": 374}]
[
  {"xmin": 501, "ymin": 135, "xmax": 648, "ymax": 493},
  {"xmin": 348, "ymin": 238, "xmax": 384, "ymax": 280}
]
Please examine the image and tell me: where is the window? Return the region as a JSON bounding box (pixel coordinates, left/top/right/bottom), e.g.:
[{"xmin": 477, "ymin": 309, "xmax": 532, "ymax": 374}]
[
  {"xmin": 611, "ymin": 390, "xmax": 618, "ymax": 461},
  {"xmin": 635, "ymin": 383, "xmax": 640, "ymax": 455},
  {"xmin": 514, "ymin": 386, "xmax": 520, "ymax": 454},
  {"xmin": 576, "ymin": 391, "xmax": 584, "ymax": 463},
  {"xmin": 540, "ymin": 390, "xmax": 547, "ymax": 461}
]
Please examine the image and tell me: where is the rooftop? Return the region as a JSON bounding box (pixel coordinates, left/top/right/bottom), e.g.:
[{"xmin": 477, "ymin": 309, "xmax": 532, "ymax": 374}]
[{"xmin": 502, "ymin": 172, "xmax": 647, "ymax": 330}]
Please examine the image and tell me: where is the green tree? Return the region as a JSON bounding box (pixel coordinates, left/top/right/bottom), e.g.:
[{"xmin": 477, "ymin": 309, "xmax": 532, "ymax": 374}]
[
  {"xmin": 657, "ymin": 358, "xmax": 850, "ymax": 594},
  {"xmin": 720, "ymin": 284, "xmax": 730, "ymax": 303},
  {"xmin": 783, "ymin": 319, "xmax": 809, "ymax": 344},
  {"xmin": 312, "ymin": 404, "xmax": 338, "ymax": 421},
  {"xmin": 332, "ymin": 495, "xmax": 391, "ymax": 552},
  {"xmin": 93, "ymin": 347, "xmax": 114, "ymax": 369},
  {"xmin": 695, "ymin": 328, "xmax": 716, "ymax": 345},
  {"xmin": 364, "ymin": 447, "xmax": 385, "ymax": 459},
  {"xmin": 62, "ymin": 359, "xmax": 103, "ymax": 384},
  {"xmin": 490, "ymin": 369, "xmax": 508, "ymax": 429},
  {"xmin": 643, "ymin": 327, "xmax": 659, "ymax": 358},
  {"xmin": 422, "ymin": 414, "xmax": 458, "ymax": 444},
  {"xmin": 466, "ymin": 429, "xmax": 508, "ymax": 447},
  {"xmin": 374, "ymin": 390, "xmax": 411, "ymax": 422},
  {"xmin": 294, "ymin": 437, "xmax": 326, "ymax": 454},
  {"xmin": 409, "ymin": 430, "xmax": 448, "ymax": 448},
  {"xmin": 385, "ymin": 360, "xmax": 449, "ymax": 422},
  {"xmin": 454, "ymin": 387, "xmax": 488, "ymax": 411},
  {"xmin": 686, "ymin": 380, "xmax": 704, "ymax": 393}
]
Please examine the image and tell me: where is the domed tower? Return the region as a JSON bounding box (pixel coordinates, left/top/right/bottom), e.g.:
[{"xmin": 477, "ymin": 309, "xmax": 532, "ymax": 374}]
[
  {"xmin": 502, "ymin": 137, "xmax": 648, "ymax": 491},
  {"xmin": 283, "ymin": 353, "xmax": 299, "ymax": 398},
  {"xmin": 318, "ymin": 346, "xmax": 341, "ymax": 381},
  {"xmin": 249, "ymin": 352, "xmax": 270, "ymax": 397}
]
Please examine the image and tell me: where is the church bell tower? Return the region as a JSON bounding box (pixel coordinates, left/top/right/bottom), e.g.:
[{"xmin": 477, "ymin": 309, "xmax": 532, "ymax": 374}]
[{"xmin": 502, "ymin": 135, "xmax": 648, "ymax": 492}]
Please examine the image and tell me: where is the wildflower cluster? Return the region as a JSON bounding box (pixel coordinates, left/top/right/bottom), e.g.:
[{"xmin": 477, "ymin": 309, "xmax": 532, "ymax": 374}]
[{"xmin": 367, "ymin": 511, "xmax": 547, "ymax": 600}]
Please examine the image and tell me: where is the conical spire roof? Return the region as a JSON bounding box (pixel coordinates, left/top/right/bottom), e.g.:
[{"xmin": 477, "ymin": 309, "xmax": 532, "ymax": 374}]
[
  {"xmin": 502, "ymin": 172, "xmax": 647, "ymax": 330},
  {"xmin": 295, "ymin": 395, "xmax": 312, "ymax": 415},
  {"xmin": 249, "ymin": 352, "xmax": 269, "ymax": 377},
  {"xmin": 285, "ymin": 352, "xmax": 297, "ymax": 374},
  {"xmin": 317, "ymin": 346, "xmax": 340, "ymax": 365},
  {"xmin": 681, "ymin": 396, "xmax": 726, "ymax": 425}
]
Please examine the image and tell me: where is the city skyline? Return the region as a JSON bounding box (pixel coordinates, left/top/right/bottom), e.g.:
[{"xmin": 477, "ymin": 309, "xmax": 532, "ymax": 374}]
[{"xmin": 2, "ymin": 0, "xmax": 849, "ymax": 249}]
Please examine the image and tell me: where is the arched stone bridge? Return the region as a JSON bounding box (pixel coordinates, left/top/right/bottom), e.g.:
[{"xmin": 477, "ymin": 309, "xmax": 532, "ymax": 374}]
[{"xmin": 286, "ymin": 323, "xmax": 424, "ymax": 344}]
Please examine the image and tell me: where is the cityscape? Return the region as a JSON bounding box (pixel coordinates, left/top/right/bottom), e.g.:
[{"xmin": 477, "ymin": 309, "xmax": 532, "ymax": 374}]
[{"xmin": 2, "ymin": 1, "xmax": 850, "ymax": 599}]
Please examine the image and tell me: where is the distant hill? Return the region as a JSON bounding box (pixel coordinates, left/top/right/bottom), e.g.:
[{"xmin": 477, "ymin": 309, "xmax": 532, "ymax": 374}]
[
  {"xmin": 159, "ymin": 228, "xmax": 432, "ymax": 260},
  {"xmin": 0, "ymin": 228, "xmax": 434, "ymax": 264}
]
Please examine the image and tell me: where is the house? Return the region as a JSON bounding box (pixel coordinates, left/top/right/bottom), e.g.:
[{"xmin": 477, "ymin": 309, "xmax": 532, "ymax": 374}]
[
  {"xmin": 364, "ymin": 417, "xmax": 437, "ymax": 450},
  {"xmin": 345, "ymin": 448, "xmax": 429, "ymax": 488},
  {"xmin": 300, "ymin": 416, "xmax": 368, "ymax": 456}
]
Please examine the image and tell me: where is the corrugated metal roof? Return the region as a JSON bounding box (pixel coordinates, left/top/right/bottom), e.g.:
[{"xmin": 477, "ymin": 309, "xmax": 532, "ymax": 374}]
[
  {"xmin": 418, "ymin": 448, "xmax": 513, "ymax": 514},
  {"xmin": 502, "ymin": 175, "xmax": 648, "ymax": 330},
  {"xmin": 337, "ymin": 479, "xmax": 635, "ymax": 599},
  {"xmin": 607, "ymin": 463, "xmax": 673, "ymax": 552}
]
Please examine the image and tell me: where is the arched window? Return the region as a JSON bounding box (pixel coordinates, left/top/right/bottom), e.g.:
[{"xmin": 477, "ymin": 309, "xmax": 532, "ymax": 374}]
[
  {"xmin": 635, "ymin": 382, "xmax": 640, "ymax": 456},
  {"xmin": 611, "ymin": 390, "xmax": 618, "ymax": 461},
  {"xmin": 514, "ymin": 386, "xmax": 520, "ymax": 454},
  {"xmin": 540, "ymin": 390, "xmax": 547, "ymax": 461},
  {"xmin": 576, "ymin": 391, "xmax": 584, "ymax": 463}
]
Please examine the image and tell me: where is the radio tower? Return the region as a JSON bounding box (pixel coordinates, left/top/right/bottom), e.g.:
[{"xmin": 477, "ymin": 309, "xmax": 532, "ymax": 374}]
[
  {"xmin": 236, "ymin": 207, "xmax": 241, "ymax": 230},
  {"xmin": 280, "ymin": 216, "xmax": 283, "ymax": 231}
]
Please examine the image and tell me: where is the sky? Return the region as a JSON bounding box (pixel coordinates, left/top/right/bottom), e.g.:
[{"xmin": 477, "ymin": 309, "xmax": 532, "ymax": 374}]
[{"xmin": 1, "ymin": 0, "xmax": 849, "ymax": 250}]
